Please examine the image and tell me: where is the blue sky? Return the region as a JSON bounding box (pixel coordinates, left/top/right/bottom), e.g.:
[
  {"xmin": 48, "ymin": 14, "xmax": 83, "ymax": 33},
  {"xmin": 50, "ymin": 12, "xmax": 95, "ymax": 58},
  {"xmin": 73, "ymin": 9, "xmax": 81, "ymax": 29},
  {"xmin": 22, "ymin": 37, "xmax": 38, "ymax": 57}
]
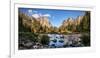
[{"xmin": 19, "ymin": 8, "xmax": 85, "ymax": 27}]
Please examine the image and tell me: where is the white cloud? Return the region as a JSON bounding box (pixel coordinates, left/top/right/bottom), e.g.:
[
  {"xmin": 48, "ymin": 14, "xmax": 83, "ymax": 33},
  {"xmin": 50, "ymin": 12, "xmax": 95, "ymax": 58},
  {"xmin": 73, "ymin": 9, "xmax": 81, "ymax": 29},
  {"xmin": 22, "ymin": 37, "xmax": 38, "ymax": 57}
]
[
  {"xmin": 43, "ymin": 14, "xmax": 51, "ymax": 17},
  {"xmin": 28, "ymin": 9, "xmax": 38, "ymax": 14},
  {"xmin": 32, "ymin": 13, "xmax": 51, "ymax": 18},
  {"xmin": 32, "ymin": 14, "xmax": 40, "ymax": 18},
  {"xmin": 28, "ymin": 9, "xmax": 32, "ymax": 13}
]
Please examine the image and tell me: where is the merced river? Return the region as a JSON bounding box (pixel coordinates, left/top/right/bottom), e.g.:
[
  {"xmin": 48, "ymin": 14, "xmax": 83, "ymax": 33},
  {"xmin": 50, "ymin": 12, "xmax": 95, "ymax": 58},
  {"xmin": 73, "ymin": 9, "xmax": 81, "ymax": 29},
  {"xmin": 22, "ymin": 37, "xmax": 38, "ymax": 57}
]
[{"xmin": 48, "ymin": 34, "xmax": 83, "ymax": 48}]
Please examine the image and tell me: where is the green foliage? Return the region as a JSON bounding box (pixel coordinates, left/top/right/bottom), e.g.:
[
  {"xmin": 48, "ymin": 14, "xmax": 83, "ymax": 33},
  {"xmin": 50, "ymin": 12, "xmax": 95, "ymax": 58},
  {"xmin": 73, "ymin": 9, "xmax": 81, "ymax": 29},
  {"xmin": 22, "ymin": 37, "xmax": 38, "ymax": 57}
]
[
  {"xmin": 18, "ymin": 12, "xmax": 31, "ymax": 32},
  {"xmin": 80, "ymin": 34, "xmax": 90, "ymax": 46},
  {"xmin": 76, "ymin": 25, "xmax": 81, "ymax": 32},
  {"xmin": 79, "ymin": 11, "xmax": 90, "ymax": 32},
  {"xmin": 40, "ymin": 35, "xmax": 50, "ymax": 45},
  {"xmin": 67, "ymin": 24, "xmax": 73, "ymax": 31},
  {"xmin": 19, "ymin": 32, "xmax": 39, "ymax": 42}
]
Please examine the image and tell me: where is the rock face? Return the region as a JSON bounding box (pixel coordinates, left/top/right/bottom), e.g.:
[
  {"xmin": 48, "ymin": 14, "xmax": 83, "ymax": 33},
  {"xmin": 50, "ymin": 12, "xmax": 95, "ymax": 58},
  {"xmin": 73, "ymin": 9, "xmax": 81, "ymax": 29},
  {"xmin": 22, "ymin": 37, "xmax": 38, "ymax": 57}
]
[
  {"xmin": 19, "ymin": 12, "xmax": 52, "ymax": 32},
  {"xmin": 39, "ymin": 16, "xmax": 52, "ymax": 28},
  {"xmin": 61, "ymin": 16, "xmax": 83, "ymax": 27},
  {"xmin": 74, "ymin": 16, "xmax": 83, "ymax": 25},
  {"xmin": 62, "ymin": 17, "xmax": 74, "ymax": 27},
  {"xmin": 31, "ymin": 13, "xmax": 52, "ymax": 28},
  {"xmin": 58, "ymin": 16, "xmax": 84, "ymax": 33}
]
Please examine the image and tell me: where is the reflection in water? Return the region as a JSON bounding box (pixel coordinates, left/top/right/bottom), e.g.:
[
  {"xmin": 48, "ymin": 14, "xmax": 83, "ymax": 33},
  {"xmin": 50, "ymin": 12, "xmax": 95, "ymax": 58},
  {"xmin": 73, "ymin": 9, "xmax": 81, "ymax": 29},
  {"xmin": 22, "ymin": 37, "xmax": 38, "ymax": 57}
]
[
  {"xmin": 48, "ymin": 34, "xmax": 83, "ymax": 48},
  {"xmin": 19, "ymin": 33, "xmax": 85, "ymax": 50}
]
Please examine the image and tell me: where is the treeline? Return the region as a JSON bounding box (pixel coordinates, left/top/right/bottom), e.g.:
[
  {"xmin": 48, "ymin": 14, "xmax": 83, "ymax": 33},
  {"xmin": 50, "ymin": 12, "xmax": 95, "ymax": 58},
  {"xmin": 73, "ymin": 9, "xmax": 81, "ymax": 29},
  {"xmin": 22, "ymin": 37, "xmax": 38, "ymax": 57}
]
[
  {"xmin": 18, "ymin": 11, "xmax": 90, "ymax": 34},
  {"xmin": 79, "ymin": 11, "xmax": 90, "ymax": 32},
  {"xmin": 59, "ymin": 11, "xmax": 90, "ymax": 34}
]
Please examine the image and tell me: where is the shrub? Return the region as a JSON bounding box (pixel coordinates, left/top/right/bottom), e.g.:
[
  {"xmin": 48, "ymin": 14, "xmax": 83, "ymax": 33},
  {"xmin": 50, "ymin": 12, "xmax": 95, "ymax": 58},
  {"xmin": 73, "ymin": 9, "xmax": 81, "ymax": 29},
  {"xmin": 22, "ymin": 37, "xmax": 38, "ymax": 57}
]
[
  {"xmin": 40, "ymin": 35, "xmax": 50, "ymax": 45},
  {"xmin": 80, "ymin": 34, "xmax": 90, "ymax": 46}
]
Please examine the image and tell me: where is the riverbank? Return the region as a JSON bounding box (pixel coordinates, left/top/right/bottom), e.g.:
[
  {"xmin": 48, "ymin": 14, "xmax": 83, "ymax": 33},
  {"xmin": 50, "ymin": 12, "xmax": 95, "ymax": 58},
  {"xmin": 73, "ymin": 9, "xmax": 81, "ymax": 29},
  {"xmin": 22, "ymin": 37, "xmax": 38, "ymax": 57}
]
[{"xmin": 18, "ymin": 32, "xmax": 90, "ymax": 50}]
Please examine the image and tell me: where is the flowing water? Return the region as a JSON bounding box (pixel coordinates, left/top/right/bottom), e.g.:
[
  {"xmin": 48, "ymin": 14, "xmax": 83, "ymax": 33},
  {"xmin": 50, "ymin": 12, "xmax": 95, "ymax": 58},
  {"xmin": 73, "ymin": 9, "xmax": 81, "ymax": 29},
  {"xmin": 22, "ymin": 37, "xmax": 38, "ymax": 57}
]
[{"xmin": 48, "ymin": 34, "xmax": 82, "ymax": 48}]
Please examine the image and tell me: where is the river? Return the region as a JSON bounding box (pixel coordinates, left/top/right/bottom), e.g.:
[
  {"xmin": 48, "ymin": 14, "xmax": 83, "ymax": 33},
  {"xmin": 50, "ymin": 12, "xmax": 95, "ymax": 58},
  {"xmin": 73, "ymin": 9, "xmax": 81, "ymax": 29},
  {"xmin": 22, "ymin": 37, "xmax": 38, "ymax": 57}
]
[{"xmin": 48, "ymin": 34, "xmax": 82, "ymax": 48}]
